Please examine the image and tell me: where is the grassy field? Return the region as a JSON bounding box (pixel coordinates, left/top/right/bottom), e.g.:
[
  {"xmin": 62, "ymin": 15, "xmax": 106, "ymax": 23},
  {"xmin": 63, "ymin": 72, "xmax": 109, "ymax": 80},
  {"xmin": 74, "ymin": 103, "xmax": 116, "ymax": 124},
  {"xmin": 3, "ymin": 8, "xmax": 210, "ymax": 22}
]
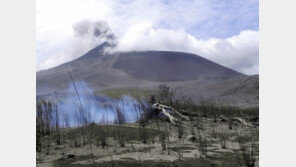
[{"xmin": 95, "ymin": 87, "xmax": 155, "ymax": 100}]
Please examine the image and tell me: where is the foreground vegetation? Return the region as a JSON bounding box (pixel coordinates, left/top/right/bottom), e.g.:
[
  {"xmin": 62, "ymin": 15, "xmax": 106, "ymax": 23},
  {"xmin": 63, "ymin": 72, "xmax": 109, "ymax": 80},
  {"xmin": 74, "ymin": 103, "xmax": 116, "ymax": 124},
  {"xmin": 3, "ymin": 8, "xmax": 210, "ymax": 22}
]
[{"xmin": 37, "ymin": 84, "xmax": 259, "ymax": 167}]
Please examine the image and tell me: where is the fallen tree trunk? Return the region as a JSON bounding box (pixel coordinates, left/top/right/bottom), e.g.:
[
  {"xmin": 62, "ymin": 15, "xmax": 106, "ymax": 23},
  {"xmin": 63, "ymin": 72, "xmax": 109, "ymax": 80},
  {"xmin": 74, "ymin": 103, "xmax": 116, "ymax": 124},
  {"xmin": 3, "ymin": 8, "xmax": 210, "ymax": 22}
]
[{"xmin": 150, "ymin": 103, "xmax": 189, "ymax": 124}]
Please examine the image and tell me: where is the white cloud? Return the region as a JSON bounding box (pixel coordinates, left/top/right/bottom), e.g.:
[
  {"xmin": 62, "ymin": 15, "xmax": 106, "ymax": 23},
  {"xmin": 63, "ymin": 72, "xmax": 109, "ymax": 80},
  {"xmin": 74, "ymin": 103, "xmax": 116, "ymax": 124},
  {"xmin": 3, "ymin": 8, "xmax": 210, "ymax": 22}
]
[{"xmin": 113, "ymin": 22, "xmax": 258, "ymax": 75}]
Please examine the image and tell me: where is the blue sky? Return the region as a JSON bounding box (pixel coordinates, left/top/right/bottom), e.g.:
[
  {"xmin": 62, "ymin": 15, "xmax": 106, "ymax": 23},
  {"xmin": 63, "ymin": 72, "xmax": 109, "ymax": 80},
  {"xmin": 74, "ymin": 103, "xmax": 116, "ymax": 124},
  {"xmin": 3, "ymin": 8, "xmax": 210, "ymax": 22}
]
[
  {"xmin": 37, "ymin": 0, "xmax": 259, "ymax": 74},
  {"xmin": 133, "ymin": 0, "xmax": 259, "ymax": 39}
]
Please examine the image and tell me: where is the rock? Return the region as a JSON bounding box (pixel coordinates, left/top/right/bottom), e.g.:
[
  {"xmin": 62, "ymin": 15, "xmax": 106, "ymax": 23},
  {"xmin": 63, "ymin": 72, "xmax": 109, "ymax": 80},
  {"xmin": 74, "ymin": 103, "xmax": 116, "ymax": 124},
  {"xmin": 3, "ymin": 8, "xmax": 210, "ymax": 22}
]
[
  {"xmin": 55, "ymin": 145, "xmax": 65, "ymax": 150},
  {"xmin": 129, "ymin": 145, "xmax": 135, "ymax": 151},
  {"xmin": 218, "ymin": 116, "xmax": 254, "ymax": 127},
  {"xmin": 232, "ymin": 117, "xmax": 254, "ymax": 127},
  {"xmin": 67, "ymin": 154, "xmax": 75, "ymax": 159},
  {"xmin": 58, "ymin": 154, "xmax": 76, "ymax": 161},
  {"xmin": 219, "ymin": 115, "xmax": 229, "ymax": 123},
  {"xmin": 186, "ymin": 135, "xmax": 197, "ymax": 142}
]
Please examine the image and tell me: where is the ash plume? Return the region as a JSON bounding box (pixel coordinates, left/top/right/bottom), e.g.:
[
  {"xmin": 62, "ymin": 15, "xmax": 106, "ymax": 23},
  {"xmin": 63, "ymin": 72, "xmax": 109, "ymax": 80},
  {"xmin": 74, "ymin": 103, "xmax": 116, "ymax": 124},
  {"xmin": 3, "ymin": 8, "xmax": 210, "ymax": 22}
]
[{"xmin": 72, "ymin": 19, "xmax": 117, "ymax": 48}]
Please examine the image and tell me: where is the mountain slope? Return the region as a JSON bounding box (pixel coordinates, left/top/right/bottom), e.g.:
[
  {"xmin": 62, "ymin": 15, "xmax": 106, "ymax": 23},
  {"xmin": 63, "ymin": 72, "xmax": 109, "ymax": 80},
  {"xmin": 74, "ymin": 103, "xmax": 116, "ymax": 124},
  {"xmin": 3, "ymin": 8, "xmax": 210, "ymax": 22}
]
[
  {"xmin": 36, "ymin": 44, "xmax": 257, "ymax": 107},
  {"xmin": 112, "ymin": 51, "xmax": 243, "ymax": 82}
]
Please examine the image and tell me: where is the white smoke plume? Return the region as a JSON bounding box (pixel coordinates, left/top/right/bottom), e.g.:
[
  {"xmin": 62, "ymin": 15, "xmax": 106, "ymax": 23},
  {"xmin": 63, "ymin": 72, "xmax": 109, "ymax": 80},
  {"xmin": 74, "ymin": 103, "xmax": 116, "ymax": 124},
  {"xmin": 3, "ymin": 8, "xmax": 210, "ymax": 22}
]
[{"xmin": 72, "ymin": 19, "xmax": 117, "ymax": 47}]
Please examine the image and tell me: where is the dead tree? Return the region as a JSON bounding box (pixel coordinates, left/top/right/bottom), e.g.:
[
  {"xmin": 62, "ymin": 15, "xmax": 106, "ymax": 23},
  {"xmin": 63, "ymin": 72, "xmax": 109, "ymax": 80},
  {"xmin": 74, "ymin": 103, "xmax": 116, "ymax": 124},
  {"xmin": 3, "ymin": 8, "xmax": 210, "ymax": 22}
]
[
  {"xmin": 89, "ymin": 123, "xmax": 96, "ymax": 167},
  {"xmin": 36, "ymin": 98, "xmax": 44, "ymax": 152},
  {"xmin": 53, "ymin": 103, "xmax": 61, "ymax": 145},
  {"xmin": 158, "ymin": 84, "xmax": 176, "ymax": 106},
  {"xmin": 114, "ymin": 107, "xmax": 126, "ymax": 125},
  {"xmin": 114, "ymin": 107, "xmax": 126, "ymax": 147}
]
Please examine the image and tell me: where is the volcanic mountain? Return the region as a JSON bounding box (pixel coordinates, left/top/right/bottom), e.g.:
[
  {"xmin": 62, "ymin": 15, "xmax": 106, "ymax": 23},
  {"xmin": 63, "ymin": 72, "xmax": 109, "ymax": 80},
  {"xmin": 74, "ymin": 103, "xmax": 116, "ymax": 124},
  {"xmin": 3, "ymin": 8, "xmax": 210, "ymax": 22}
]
[{"xmin": 37, "ymin": 43, "xmax": 258, "ymax": 107}]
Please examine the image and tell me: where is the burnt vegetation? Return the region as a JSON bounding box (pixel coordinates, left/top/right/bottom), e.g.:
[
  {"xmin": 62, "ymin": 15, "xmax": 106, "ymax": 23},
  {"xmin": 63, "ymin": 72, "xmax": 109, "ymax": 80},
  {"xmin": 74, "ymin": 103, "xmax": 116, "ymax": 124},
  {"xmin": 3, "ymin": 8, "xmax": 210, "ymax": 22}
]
[{"xmin": 37, "ymin": 84, "xmax": 258, "ymax": 167}]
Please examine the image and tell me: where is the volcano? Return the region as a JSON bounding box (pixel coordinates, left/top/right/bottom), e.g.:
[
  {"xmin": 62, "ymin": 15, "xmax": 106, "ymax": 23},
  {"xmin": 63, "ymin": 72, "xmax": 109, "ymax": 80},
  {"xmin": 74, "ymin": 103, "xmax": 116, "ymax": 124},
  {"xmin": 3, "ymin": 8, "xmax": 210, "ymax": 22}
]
[{"xmin": 36, "ymin": 43, "xmax": 258, "ymax": 107}]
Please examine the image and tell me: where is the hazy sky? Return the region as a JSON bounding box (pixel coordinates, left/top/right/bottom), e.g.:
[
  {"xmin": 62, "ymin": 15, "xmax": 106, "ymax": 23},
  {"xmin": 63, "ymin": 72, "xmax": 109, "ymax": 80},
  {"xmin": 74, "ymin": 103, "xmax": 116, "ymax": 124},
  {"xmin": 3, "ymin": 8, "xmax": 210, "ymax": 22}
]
[{"xmin": 37, "ymin": 0, "xmax": 259, "ymax": 75}]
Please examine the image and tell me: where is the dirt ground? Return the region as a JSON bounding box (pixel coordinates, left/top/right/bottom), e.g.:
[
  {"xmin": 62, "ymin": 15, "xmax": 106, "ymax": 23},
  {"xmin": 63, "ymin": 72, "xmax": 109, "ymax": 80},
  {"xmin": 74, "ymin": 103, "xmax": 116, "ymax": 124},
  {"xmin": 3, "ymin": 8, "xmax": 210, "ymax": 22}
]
[{"xmin": 37, "ymin": 117, "xmax": 259, "ymax": 167}]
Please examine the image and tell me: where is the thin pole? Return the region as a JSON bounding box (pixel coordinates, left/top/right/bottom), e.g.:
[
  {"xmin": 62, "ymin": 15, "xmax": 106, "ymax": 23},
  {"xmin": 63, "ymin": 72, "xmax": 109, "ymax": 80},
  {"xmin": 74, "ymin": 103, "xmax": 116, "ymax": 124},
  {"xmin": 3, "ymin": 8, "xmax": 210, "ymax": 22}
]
[{"xmin": 66, "ymin": 63, "xmax": 83, "ymax": 111}]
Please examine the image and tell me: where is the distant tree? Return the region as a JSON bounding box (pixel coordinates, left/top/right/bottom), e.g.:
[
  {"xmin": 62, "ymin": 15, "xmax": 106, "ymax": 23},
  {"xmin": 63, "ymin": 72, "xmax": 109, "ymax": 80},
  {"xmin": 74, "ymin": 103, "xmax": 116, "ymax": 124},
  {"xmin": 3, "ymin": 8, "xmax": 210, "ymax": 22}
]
[
  {"xmin": 148, "ymin": 95, "xmax": 156, "ymax": 104},
  {"xmin": 158, "ymin": 84, "xmax": 176, "ymax": 105},
  {"xmin": 114, "ymin": 107, "xmax": 126, "ymax": 124}
]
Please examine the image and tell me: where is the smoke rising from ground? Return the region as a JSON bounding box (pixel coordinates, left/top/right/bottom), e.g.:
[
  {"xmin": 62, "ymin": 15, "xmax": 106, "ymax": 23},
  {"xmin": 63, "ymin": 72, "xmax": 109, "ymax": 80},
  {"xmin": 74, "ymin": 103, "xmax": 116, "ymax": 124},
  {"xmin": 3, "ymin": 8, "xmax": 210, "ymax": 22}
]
[{"xmin": 49, "ymin": 81, "xmax": 144, "ymax": 127}]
